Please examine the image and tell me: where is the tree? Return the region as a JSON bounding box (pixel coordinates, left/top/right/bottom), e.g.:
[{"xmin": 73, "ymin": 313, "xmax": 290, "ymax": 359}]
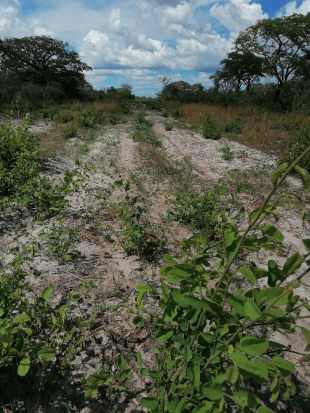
[
  {"xmin": 157, "ymin": 75, "xmax": 173, "ymax": 87},
  {"xmin": 234, "ymin": 13, "xmax": 310, "ymax": 102},
  {"xmin": 0, "ymin": 35, "xmax": 92, "ymax": 98},
  {"xmin": 220, "ymin": 51, "xmax": 263, "ymax": 92}
]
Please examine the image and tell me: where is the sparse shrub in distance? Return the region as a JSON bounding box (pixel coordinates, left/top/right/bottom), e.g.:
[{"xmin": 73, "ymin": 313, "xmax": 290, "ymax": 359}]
[
  {"xmin": 132, "ymin": 129, "xmax": 162, "ymax": 147},
  {"xmin": 135, "ymin": 111, "xmax": 153, "ymax": 127},
  {"xmin": 164, "ymin": 122, "xmax": 173, "ymax": 131},
  {"xmin": 280, "ymin": 128, "xmax": 310, "ymax": 172},
  {"xmin": 202, "ymin": 110, "xmax": 222, "ymax": 140},
  {"xmin": 162, "ymin": 110, "xmax": 168, "ymax": 118},
  {"xmin": 171, "ymin": 107, "xmax": 184, "ymax": 119},
  {"xmin": 109, "ymin": 113, "xmax": 125, "ymax": 125},
  {"xmin": 42, "ymin": 106, "xmax": 59, "ymax": 122},
  {"xmin": 61, "ymin": 124, "xmax": 77, "ymax": 139},
  {"xmin": 79, "ymin": 108, "xmax": 97, "ymax": 128},
  {"xmin": 223, "ymin": 119, "xmax": 243, "ymax": 133}
]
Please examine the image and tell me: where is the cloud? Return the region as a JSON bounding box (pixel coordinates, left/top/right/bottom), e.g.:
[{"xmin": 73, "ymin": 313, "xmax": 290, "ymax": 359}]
[
  {"xmin": 210, "ymin": 0, "xmax": 268, "ymax": 38},
  {"xmin": 190, "ymin": 71, "xmax": 213, "ymax": 86},
  {"xmin": 281, "ymin": 0, "xmax": 310, "ymax": 15},
  {"xmin": 0, "ymin": 0, "xmax": 56, "ymax": 37}
]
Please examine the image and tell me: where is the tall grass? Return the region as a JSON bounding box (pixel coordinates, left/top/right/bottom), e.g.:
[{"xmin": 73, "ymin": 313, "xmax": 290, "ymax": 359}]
[{"xmin": 169, "ymin": 103, "xmax": 310, "ymax": 156}]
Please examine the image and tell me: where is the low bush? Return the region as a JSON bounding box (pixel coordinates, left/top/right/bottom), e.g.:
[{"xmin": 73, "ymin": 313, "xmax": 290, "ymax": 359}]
[
  {"xmin": 61, "ymin": 124, "xmax": 77, "ymax": 139},
  {"xmin": 0, "ymin": 122, "xmax": 40, "ymax": 197},
  {"xmin": 219, "ymin": 144, "xmax": 235, "ymax": 161},
  {"xmin": 223, "ymin": 119, "xmax": 243, "ymax": 133},
  {"xmin": 135, "ymin": 111, "xmax": 153, "ymax": 127},
  {"xmin": 164, "ymin": 122, "xmax": 173, "ymax": 131},
  {"xmin": 171, "ymin": 107, "xmax": 184, "ymax": 119},
  {"xmin": 279, "ymin": 128, "xmax": 310, "ymax": 172},
  {"xmin": 167, "ymin": 183, "xmax": 226, "ymax": 231},
  {"xmin": 202, "ymin": 111, "xmax": 222, "ymax": 140}
]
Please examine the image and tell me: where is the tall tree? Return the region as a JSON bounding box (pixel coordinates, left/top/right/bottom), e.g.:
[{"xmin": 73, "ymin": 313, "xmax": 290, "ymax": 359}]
[
  {"xmin": 0, "ymin": 36, "xmax": 91, "ymax": 97},
  {"xmin": 220, "ymin": 51, "xmax": 263, "ymax": 92},
  {"xmin": 234, "ymin": 13, "xmax": 310, "ymax": 102}
]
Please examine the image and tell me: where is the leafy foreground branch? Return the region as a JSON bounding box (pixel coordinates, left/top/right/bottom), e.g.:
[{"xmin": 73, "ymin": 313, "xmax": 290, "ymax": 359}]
[
  {"xmin": 132, "ymin": 148, "xmax": 310, "ymax": 412},
  {"xmin": 2, "ymin": 140, "xmax": 310, "ymax": 411}
]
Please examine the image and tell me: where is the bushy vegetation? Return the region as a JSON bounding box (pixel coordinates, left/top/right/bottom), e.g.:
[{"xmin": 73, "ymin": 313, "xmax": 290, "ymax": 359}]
[
  {"xmin": 202, "ymin": 111, "xmax": 222, "ymax": 140},
  {"xmin": 280, "ymin": 128, "xmax": 310, "ymax": 172}
]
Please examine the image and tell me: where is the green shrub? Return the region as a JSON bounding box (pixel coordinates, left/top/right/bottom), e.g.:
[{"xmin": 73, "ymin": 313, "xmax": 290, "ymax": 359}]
[
  {"xmin": 279, "ymin": 128, "xmax": 310, "ymax": 172},
  {"xmin": 79, "ymin": 109, "xmax": 97, "ymax": 128},
  {"xmin": 167, "ymin": 184, "xmax": 226, "ymax": 231},
  {"xmin": 135, "ymin": 111, "xmax": 153, "ymax": 127},
  {"xmin": 109, "ymin": 113, "xmax": 125, "ymax": 125},
  {"xmin": 223, "ymin": 119, "xmax": 243, "ymax": 133},
  {"xmin": 171, "ymin": 107, "xmax": 184, "ymax": 119},
  {"xmin": 219, "ymin": 144, "xmax": 235, "ymax": 161},
  {"xmin": 162, "ymin": 110, "xmax": 169, "ymax": 118},
  {"xmin": 202, "ymin": 111, "xmax": 222, "ymax": 140},
  {"xmin": 61, "ymin": 124, "xmax": 77, "ymax": 139},
  {"xmin": 0, "ymin": 122, "xmax": 40, "ymax": 196},
  {"xmin": 164, "ymin": 122, "xmax": 173, "ymax": 131},
  {"xmin": 42, "ymin": 106, "xmax": 59, "ymax": 122}
]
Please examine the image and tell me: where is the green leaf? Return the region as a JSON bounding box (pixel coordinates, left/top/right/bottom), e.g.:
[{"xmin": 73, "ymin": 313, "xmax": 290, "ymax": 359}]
[
  {"xmin": 270, "ymin": 163, "xmax": 288, "ymax": 182},
  {"xmin": 18, "ymin": 357, "xmax": 30, "ymax": 376},
  {"xmin": 155, "ymin": 328, "xmax": 174, "ymax": 342},
  {"xmin": 268, "ymin": 260, "xmax": 283, "ymax": 287},
  {"xmin": 117, "ymin": 355, "xmax": 127, "ymax": 370},
  {"xmin": 42, "ymin": 286, "xmax": 53, "ymax": 302},
  {"xmin": 84, "ymin": 384, "xmax": 98, "ymax": 400},
  {"xmin": 259, "ymin": 225, "xmax": 284, "ymax": 242},
  {"xmin": 226, "ymin": 239, "xmax": 240, "ymax": 261},
  {"xmin": 232, "ymin": 391, "xmax": 260, "ymax": 408},
  {"xmin": 239, "ymin": 267, "xmax": 256, "ymax": 284},
  {"xmin": 133, "ymin": 316, "xmax": 145, "ymax": 327},
  {"xmin": 301, "ymin": 326, "xmax": 310, "ymax": 350},
  {"xmin": 88, "ymin": 374, "xmax": 112, "ymax": 385},
  {"xmin": 202, "ymin": 382, "xmax": 223, "ymax": 400},
  {"xmin": 189, "ymin": 361, "xmax": 200, "ymax": 388},
  {"xmin": 244, "ymin": 299, "xmax": 261, "ymax": 321},
  {"xmin": 240, "ymin": 336, "xmax": 269, "ymax": 356},
  {"xmin": 228, "ymin": 296, "xmax": 247, "ymax": 317},
  {"xmin": 230, "ymin": 352, "xmax": 262, "ymax": 377},
  {"xmin": 258, "ymin": 407, "xmax": 275, "ymax": 413},
  {"xmin": 15, "ymin": 335, "xmax": 24, "ymax": 353},
  {"xmin": 259, "ymin": 287, "xmax": 290, "ymax": 306},
  {"xmin": 141, "ymin": 397, "xmax": 158, "ymax": 410},
  {"xmin": 165, "ymin": 264, "xmax": 194, "ymax": 283},
  {"xmin": 34, "ymin": 221, "xmax": 44, "ymax": 225},
  {"xmin": 303, "ymin": 239, "xmax": 310, "ymax": 251},
  {"xmin": 183, "ymin": 295, "xmax": 203, "ymax": 310},
  {"xmin": 283, "ymin": 252, "xmax": 303, "ymax": 276},
  {"xmin": 119, "ymin": 369, "xmax": 131, "ymax": 382},
  {"xmin": 136, "ymin": 283, "xmax": 151, "ymax": 293},
  {"xmin": 223, "ymin": 228, "xmax": 235, "ymax": 247},
  {"xmin": 137, "ymin": 352, "xmax": 142, "ymax": 367},
  {"xmin": 243, "ymin": 235, "xmax": 268, "ymax": 251},
  {"xmin": 163, "ymin": 305, "xmax": 177, "ymax": 323},
  {"xmin": 272, "ymin": 356, "xmax": 295, "ymax": 377},
  {"xmin": 249, "ymin": 207, "xmax": 261, "ymax": 222},
  {"xmin": 38, "ymin": 347, "xmax": 56, "ymax": 361},
  {"xmin": 171, "ymin": 288, "xmax": 188, "ymax": 307},
  {"xmin": 295, "ymin": 166, "xmax": 310, "ymax": 192}
]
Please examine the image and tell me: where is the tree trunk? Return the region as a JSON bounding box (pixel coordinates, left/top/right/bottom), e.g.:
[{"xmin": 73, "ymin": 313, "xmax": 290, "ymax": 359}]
[{"xmin": 273, "ymin": 86, "xmax": 282, "ymax": 103}]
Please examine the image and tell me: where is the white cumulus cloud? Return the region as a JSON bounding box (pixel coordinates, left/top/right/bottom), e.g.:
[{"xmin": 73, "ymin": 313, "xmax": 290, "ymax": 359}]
[
  {"xmin": 210, "ymin": 0, "xmax": 268, "ymax": 38},
  {"xmin": 0, "ymin": 0, "xmax": 56, "ymax": 38},
  {"xmin": 281, "ymin": 0, "xmax": 310, "ymax": 15}
]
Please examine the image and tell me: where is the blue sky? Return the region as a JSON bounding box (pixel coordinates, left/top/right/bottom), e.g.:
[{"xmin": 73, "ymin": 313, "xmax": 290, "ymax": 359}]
[{"xmin": 1, "ymin": 0, "xmax": 310, "ymax": 96}]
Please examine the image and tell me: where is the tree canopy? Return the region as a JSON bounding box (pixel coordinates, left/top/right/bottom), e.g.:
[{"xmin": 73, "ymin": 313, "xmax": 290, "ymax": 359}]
[
  {"xmin": 0, "ymin": 36, "xmax": 92, "ymax": 98},
  {"xmin": 233, "ymin": 13, "xmax": 310, "ymax": 101}
]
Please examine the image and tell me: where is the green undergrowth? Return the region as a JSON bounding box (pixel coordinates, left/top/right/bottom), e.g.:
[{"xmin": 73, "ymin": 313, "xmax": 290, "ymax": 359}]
[
  {"xmin": 132, "ymin": 111, "xmax": 162, "ymax": 147},
  {"xmin": 167, "ymin": 182, "xmax": 227, "ymax": 232}
]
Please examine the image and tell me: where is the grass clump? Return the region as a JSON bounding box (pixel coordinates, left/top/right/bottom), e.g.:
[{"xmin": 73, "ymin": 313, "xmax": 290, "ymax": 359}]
[
  {"xmin": 167, "ymin": 183, "xmax": 226, "ymax": 231},
  {"xmin": 164, "ymin": 122, "xmax": 173, "ymax": 131},
  {"xmin": 219, "ymin": 144, "xmax": 234, "ymax": 161},
  {"xmin": 223, "ymin": 119, "xmax": 243, "ymax": 134},
  {"xmin": 132, "ymin": 112, "xmax": 162, "ymax": 147},
  {"xmin": 202, "ymin": 111, "xmax": 222, "ymax": 140}
]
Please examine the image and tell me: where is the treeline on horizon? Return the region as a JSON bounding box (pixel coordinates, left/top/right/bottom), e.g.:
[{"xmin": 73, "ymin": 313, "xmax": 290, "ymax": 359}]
[{"xmin": 1, "ymin": 12, "xmax": 310, "ymax": 114}]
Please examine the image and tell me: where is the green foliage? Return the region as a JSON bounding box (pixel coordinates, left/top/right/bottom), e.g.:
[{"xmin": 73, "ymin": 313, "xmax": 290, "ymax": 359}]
[
  {"xmin": 132, "ymin": 112, "xmax": 162, "ymax": 147},
  {"xmin": 61, "ymin": 124, "xmax": 77, "ymax": 139},
  {"xmin": 133, "ymin": 146, "xmax": 310, "ymax": 412},
  {"xmin": 0, "ymin": 243, "xmax": 100, "ymax": 390},
  {"xmin": 279, "ymin": 128, "xmax": 310, "ymax": 172},
  {"xmin": 42, "ymin": 106, "xmax": 59, "ymax": 121},
  {"xmin": 167, "ymin": 183, "xmax": 226, "ymax": 231},
  {"xmin": 201, "ymin": 111, "xmax": 222, "ymax": 140},
  {"xmin": 108, "ymin": 113, "xmax": 125, "ymax": 125},
  {"xmin": 219, "ymin": 145, "xmax": 235, "ymax": 161},
  {"xmin": 79, "ymin": 108, "xmax": 97, "ymax": 128},
  {"xmin": 164, "ymin": 122, "xmax": 173, "ymax": 131},
  {"xmin": 171, "ymin": 107, "xmax": 184, "ymax": 119},
  {"xmin": 58, "ymin": 110, "xmax": 75, "ymax": 124},
  {"xmin": 223, "ymin": 119, "xmax": 243, "ymax": 133},
  {"xmin": 110, "ymin": 172, "xmax": 166, "ymax": 261},
  {"xmin": 0, "ymin": 122, "xmax": 40, "ymax": 196}
]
